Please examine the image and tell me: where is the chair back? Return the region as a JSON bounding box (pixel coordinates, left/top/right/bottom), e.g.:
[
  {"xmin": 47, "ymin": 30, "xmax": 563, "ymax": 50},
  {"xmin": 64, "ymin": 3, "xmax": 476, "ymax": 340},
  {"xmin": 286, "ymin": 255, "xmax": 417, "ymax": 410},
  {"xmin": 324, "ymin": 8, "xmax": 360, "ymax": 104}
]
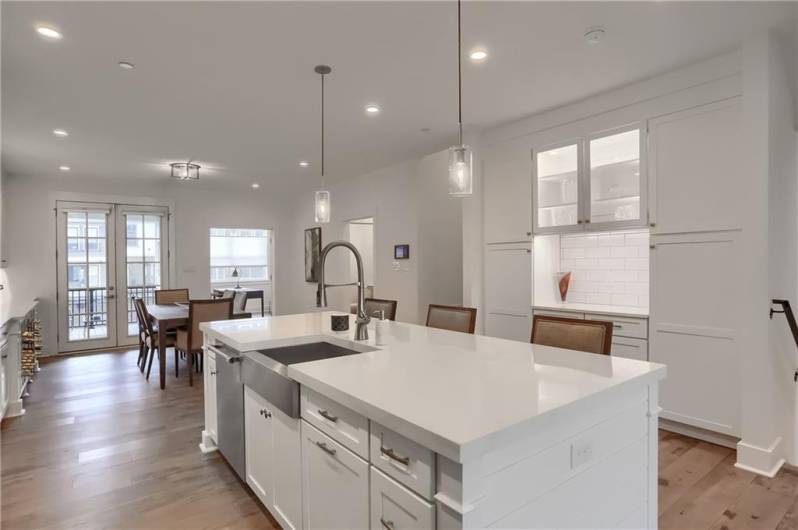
[
  {"xmin": 155, "ymin": 288, "xmax": 189, "ymax": 305},
  {"xmin": 186, "ymin": 299, "xmax": 233, "ymax": 352},
  {"xmin": 426, "ymin": 304, "xmax": 477, "ymax": 334},
  {"xmin": 134, "ymin": 297, "xmax": 155, "ymax": 339},
  {"xmin": 233, "ymin": 291, "xmax": 248, "ymax": 314},
  {"xmin": 221, "ymin": 289, "xmax": 236, "ymax": 299},
  {"xmin": 364, "ymin": 298, "xmax": 398, "ymax": 321},
  {"xmin": 531, "ymin": 315, "xmax": 613, "ymax": 355}
]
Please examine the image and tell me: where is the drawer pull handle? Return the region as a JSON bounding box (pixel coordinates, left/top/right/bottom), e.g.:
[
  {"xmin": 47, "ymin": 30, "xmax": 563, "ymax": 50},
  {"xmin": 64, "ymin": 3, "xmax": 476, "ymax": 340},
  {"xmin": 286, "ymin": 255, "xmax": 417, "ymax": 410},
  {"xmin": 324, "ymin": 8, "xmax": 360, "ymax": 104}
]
[
  {"xmin": 380, "ymin": 518, "xmax": 395, "ymax": 530},
  {"xmin": 316, "ymin": 441, "xmax": 336, "ymax": 457},
  {"xmin": 613, "ymin": 324, "xmax": 622, "ymax": 329},
  {"xmin": 381, "ymin": 446, "xmax": 410, "ymax": 466},
  {"xmin": 318, "ymin": 409, "xmax": 338, "ymax": 423}
]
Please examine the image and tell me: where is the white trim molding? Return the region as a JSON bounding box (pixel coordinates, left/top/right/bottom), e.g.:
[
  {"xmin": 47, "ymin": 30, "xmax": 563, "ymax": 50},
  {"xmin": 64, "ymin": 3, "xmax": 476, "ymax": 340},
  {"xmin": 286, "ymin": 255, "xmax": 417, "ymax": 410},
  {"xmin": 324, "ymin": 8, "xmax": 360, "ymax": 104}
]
[{"xmin": 735, "ymin": 437, "xmax": 785, "ymax": 478}]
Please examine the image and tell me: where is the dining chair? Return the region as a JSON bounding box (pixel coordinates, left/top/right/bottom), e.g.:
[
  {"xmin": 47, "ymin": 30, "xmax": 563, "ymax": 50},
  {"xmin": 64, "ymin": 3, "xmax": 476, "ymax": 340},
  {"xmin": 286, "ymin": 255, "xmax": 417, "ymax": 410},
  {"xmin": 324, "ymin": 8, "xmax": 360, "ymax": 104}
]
[
  {"xmin": 134, "ymin": 298, "xmax": 177, "ymax": 381},
  {"xmin": 232, "ymin": 291, "xmax": 252, "ymax": 319},
  {"xmin": 175, "ymin": 299, "xmax": 233, "ymax": 386},
  {"xmin": 530, "ymin": 315, "xmax": 613, "ymax": 355},
  {"xmin": 364, "ymin": 298, "xmax": 398, "ymax": 321},
  {"xmin": 133, "ymin": 297, "xmax": 148, "ymax": 371},
  {"xmin": 426, "ymin": 304, "xmax": 477, "ymax": 334},
  {"xmin": 154, "ymin": 288, "xmax": 189, "ymax": 305}
]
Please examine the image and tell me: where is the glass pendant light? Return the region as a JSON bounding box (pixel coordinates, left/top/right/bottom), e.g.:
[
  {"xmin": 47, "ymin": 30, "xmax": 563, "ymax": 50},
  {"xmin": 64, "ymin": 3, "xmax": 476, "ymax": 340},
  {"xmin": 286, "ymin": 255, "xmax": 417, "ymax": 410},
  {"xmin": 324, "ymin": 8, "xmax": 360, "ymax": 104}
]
[
  {"xmin": 314, "ymin": 65, "xmax": 332, "ymax": 223},
  {"xmin": 448, "ymin": 0, "xmax": 472, "ymax": 196}
]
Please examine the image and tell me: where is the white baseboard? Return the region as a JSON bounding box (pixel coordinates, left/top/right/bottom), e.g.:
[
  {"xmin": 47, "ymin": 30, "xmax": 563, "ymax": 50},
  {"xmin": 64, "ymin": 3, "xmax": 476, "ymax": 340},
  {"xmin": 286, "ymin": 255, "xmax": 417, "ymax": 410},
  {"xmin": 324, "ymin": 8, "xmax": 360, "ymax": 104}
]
[
  {"xmin": 659, "ymin": 418, "xmax": 739, "ymax": 449},
  {"xmin": 735, "ymin": 437, "xmax": 785, "ymax": 478},
  {"xmin": 199, "ymin": 430, "xmax": 218, "ymax": 453},
  {"xmin": 3, "ymin": 399, "xmax": 26, "ymax": 420}
]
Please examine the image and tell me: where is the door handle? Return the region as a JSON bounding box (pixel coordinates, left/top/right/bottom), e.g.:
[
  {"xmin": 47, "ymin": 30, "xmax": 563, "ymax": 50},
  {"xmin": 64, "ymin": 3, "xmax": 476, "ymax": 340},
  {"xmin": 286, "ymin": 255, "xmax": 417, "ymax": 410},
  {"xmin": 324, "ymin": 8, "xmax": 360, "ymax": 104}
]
[
  {"xmin": 316, "ymin": 441, "xmax": 336, "ymax": 457},
  {"xmin": 318, "ymin": 409, "xmax": 338, "ymax": 423}
]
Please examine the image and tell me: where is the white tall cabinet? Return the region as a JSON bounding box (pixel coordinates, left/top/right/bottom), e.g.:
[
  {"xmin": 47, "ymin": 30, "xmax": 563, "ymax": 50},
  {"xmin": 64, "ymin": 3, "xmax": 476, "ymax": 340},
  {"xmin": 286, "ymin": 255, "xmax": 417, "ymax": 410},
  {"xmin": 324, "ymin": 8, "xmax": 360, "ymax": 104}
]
[{"xmin": 648, "ymin": 97, "xmax": 744, "ymax": 437}]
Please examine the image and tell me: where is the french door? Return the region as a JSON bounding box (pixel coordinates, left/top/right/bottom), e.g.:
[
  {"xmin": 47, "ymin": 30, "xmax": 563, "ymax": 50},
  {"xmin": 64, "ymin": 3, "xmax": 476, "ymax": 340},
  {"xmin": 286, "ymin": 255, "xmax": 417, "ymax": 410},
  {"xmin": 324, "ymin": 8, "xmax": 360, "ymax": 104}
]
[{"xmin": 56, "ymin": 201, "xmax": 169, "ymax": 353}]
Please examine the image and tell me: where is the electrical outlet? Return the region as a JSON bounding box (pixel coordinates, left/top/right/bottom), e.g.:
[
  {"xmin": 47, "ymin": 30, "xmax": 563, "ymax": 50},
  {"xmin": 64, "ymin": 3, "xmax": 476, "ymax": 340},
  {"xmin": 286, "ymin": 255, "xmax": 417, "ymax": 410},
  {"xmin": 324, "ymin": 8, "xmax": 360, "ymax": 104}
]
[{"xmin": 571, "ymin": 439, "xmax": 593, "ymax": 470}]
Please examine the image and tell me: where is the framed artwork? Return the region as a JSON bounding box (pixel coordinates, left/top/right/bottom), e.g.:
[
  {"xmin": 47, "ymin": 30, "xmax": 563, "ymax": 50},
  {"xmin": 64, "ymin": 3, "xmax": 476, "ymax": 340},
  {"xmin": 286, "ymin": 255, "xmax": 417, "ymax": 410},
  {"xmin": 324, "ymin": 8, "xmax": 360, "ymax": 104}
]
[{"xmin": 305, "ymin": 227, "xmax": 322, "ymax": 282}]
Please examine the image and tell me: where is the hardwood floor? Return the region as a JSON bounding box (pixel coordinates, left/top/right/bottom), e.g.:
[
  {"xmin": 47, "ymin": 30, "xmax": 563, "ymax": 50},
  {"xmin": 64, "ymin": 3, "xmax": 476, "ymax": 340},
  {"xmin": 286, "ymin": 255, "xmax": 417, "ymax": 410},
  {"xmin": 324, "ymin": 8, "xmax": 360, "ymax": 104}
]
[{"xmin": 2, "ymin": 350, "xmax": 797, "ymax": 529}]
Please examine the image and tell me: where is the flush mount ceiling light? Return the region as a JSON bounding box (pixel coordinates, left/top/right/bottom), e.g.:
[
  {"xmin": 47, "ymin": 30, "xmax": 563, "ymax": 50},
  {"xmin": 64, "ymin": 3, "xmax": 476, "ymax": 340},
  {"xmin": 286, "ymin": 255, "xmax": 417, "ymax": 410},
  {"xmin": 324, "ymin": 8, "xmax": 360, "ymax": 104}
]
[
  {"xmin": 118, "ymin": 61, "xmax": 135, "ymax": 70},
  {"xmin": 53, "ymin": 129, "xmax": 69, "ymax": 137},
  {"xmin": 251, "ymin": 183, "xmax": 260, "ymax": 189},
  {"xmin": 36, "ymin": 25, "xmax": 62, "ymax": 40},
  {"xmin": 469, "ymin": 48, "xmax": 488, "ymax": 62},
  {"xmin": 364, "ymin": 104, "xmax": 380, "ymax": 115},
  {"xmin": 59, "ymin": 165, "xmax": 71, "ymax": 172},
  {"xmin": 299, "ymin": 161, "xmax": 309, "ymax": 167},
  {"xmin": 313, "ymin": 65, "xmax": 332, "ymax": 223},
  {"xmin": 170, "ymin": 161, "xmax": 200, "ymax": 180},
  {"xmin": 447, "ymin": 0, "xmax": 473, "ymax": 197},
  {"xmin": 584, "ymin": 27, "xmax": 606, "ymax": 46}
]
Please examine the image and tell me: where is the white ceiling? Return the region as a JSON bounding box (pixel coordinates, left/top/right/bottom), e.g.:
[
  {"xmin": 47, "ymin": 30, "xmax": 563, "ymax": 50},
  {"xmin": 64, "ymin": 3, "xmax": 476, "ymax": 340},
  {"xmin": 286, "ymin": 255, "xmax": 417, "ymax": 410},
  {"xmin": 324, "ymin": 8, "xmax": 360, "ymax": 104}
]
[{"xmin": 2, "ymin": 1, "xmax": 795, "ymax": 194}]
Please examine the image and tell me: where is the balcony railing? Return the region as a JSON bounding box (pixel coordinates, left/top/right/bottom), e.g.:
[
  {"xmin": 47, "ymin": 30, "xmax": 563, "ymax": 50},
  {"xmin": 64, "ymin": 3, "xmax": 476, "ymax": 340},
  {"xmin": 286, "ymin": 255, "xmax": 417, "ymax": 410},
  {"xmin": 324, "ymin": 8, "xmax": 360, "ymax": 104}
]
[{"xmin": 67, "ymin": 285, "xmax": 158, "ymax": 338}]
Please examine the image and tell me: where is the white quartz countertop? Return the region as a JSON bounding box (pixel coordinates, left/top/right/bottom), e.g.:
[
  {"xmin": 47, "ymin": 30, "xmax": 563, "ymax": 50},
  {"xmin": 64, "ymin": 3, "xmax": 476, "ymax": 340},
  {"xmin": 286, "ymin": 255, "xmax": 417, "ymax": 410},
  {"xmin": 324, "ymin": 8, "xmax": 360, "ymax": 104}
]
[
  {"xmin": 534, "ymin": 302, "xmax": 649, "ymax": 318},
  {"xmin": 201, "ymin": 312, "xmax": 664, "ymax": 462}
]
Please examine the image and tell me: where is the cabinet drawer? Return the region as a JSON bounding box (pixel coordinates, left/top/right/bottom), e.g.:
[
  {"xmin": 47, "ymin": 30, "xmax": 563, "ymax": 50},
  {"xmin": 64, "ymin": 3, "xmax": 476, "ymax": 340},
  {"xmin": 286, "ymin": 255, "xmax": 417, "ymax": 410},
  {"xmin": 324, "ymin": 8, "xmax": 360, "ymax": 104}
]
[
  {"xmin": 301, "ymin": 387, "xmax": 369, "ymax": 459},
  {"xmin": 371, "ymin": 466, "xmax": 434, "ymax": 530},
  {"xmin": 301, "ymin": 421, "xmax": 369, "ymax": 530},
  {"xmin": 371, "ymin": 421, "xmax": 435, "ymax": 500},
  {"xmin": 585, "ymin": 313, "xmax": 648, "ymax": 340},
  {"xmin": 611, "ymin": 337, "xmax": 648, "ymax": 362},
  {"xmin": 533, "ymin": 309, "xmax": 584, "ymax": 320}
]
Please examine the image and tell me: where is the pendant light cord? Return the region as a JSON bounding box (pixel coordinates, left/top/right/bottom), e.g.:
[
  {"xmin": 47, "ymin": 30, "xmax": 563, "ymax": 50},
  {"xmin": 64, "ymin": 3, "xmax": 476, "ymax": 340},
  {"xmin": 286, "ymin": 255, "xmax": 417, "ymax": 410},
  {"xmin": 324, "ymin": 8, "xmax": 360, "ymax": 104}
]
[
  {"xmin": 321, "ymin": 72, "xmax": 325, "ymax": 186},
  {"xmin": 457, "ymin": 0, "xmax": 463, "ymax": 145}
]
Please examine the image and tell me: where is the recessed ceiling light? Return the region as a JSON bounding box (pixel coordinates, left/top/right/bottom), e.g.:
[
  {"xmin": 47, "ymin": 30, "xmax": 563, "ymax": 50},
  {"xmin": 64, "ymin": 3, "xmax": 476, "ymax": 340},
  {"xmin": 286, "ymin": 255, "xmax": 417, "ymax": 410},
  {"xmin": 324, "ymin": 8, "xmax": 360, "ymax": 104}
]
[
  {"xmin": 251, "ymin": 183, "xmax": 260, "ymax": 189},
  {"xmin": 469, "ymin": 48, "xmax": 488, "ymax": 62},
  {"xmin": 364, "ymin": 104, "xmax": 380, "ymax": 115},
  {"xmin": 420, "ymin": 127, "xmax": 431, "ymax": 133},
  {"xmin": 584, "ymin": 27, "xmax": 606, "ymax": 46},
  {"xmin": 118, "ymin": 61, "xmax": 135, "ymax": 70},
  {"xmin": 299, "ymin": 161, "xmax": 309, "ymax": 167},
  {"xmin": 53, "ymin": 129, "xmax": 69, "ymax": 137},
  {"xmin": 36, "ymin": 25, "xmax": 62, "ymax": 40},
  {"xmin": 59, "ymin": 165, "xmax": 71, "ymax": 172}
]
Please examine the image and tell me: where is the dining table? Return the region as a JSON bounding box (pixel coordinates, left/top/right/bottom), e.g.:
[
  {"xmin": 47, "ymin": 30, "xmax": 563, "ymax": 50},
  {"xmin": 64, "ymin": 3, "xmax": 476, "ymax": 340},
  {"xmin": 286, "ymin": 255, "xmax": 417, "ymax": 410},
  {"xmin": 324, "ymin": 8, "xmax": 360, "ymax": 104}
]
[{"xmin": 146, "ymin": 303, "xmax": 188, "ymax": 390}]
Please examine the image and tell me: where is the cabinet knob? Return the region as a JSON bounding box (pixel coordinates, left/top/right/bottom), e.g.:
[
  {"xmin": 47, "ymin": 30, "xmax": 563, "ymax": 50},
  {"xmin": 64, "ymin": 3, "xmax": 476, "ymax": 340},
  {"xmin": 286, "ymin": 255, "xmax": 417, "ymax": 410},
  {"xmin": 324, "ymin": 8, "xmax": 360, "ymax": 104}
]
[
  {"xmin": 210, "ymin": 370, "xmax": 217, "ymax": 376},
  {"xmin": 577, "ymin": 220, "xmax": 583, "ymax": 224},
  {"xmin": 649, "ymin": 244, "xmax": 656, "ymax": 250},
  {"xmin": 259, "ymin": 409, "xmax": 272, "ymax": 418},
  {"xmin": 526, "ymin": 231, "xmax": 532, "ymax": 237},
  {"xmin": 650, "ymin": 222, "xmax": 656, "ymax": 228}
]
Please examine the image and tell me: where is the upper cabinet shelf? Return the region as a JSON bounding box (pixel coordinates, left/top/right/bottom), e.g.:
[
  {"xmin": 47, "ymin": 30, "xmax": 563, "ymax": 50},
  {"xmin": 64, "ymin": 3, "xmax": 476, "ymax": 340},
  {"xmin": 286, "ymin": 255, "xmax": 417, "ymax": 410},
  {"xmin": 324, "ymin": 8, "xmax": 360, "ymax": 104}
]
[{"xmin": 533, "ymin": 124, "xmax": 647, "ymax": 234}]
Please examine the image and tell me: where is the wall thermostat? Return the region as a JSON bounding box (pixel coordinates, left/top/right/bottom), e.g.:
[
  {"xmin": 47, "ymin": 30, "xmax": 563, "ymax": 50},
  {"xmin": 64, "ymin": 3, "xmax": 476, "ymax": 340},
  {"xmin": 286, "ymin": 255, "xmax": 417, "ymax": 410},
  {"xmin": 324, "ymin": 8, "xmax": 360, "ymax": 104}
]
[{"xmin": 394, "ymin": 244, "xmax": 410, "ymax": 260}]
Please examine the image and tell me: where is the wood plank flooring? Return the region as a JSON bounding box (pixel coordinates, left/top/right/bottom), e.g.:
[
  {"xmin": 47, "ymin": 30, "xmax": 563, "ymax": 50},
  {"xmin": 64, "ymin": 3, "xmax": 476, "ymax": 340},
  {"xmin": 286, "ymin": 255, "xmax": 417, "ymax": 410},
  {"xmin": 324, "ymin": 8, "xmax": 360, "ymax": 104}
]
[{"xmin": 2, "ymin": 350, "xmax": 797, "ymax": 529}]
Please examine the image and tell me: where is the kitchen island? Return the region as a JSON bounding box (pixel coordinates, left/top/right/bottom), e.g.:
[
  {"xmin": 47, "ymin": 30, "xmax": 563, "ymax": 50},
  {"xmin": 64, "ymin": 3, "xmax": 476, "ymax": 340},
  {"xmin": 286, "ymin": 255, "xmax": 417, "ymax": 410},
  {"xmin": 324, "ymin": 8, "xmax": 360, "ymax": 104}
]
[{"xmin": 200, "ymin": 312, "xmax": 665, "ymax": 530}]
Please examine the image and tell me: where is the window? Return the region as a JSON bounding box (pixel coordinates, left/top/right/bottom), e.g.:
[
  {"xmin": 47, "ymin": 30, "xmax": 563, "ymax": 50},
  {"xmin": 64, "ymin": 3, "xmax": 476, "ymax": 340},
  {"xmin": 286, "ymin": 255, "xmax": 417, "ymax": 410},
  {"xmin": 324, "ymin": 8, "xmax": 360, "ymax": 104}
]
[{"xmin": 210, "ymin": 228, "xmax": 270, "ymax": 284}]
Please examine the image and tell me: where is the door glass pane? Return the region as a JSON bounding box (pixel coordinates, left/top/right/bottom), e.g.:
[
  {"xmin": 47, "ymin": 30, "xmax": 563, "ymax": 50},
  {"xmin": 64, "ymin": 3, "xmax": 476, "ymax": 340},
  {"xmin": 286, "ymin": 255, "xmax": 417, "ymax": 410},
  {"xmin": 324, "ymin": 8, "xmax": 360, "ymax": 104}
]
[
  {"xmin": 536, "ymin": 144, "xmax": 579, "ymax": 228},
  {"xmin": 66, "ymin": 211, "xmax": 108, "ymax": 341},
  {"xmin": 589, "ymin": 129, "xmax": 640, "ymax": 223},
  {"xmin": 125, "ymin": 213, "xmax": 163, "ymax": 336}
]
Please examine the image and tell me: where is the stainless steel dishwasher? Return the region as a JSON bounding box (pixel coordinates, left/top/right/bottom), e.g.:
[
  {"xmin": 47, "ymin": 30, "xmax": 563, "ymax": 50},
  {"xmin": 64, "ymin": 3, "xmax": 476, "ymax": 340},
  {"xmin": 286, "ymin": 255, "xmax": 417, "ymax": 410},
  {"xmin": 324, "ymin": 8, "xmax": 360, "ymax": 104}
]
[{"xmin": 210, "ymin": 344, "xmax": 246, "ymax": 480}]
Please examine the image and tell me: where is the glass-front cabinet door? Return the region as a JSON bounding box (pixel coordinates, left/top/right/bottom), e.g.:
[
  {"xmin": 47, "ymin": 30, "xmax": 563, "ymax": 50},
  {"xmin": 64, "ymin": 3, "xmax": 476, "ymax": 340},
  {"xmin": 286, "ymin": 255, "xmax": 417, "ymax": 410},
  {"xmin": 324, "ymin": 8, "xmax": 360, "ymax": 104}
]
[
  {"xmin": 532, "ymin": 124, "xmax": 646, "ymax": 234},
  {"xmin": 586, "ymin": 125, "xmax": 645, "ymax": 229},
  {"xmin": 533, "ymin": 141, "xmax": 582, "ymax": 233}
]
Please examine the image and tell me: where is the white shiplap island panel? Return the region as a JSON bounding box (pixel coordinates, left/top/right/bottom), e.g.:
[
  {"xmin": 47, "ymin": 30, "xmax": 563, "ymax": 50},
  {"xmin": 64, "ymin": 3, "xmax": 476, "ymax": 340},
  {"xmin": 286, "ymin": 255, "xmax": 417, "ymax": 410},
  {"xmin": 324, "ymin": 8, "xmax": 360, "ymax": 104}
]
[{"xmin": 201, "ymin": 312, "xmax": 665, "ymax": 529}]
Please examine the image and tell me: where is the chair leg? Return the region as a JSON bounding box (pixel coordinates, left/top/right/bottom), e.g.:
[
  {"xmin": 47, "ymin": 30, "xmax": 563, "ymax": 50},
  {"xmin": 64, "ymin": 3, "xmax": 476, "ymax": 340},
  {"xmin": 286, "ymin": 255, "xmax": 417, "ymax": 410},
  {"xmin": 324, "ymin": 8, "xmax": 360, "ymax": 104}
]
[
  {"xmin": 175, "ymin": 348, "xmax": 179, "ymax": 378},
  {"xmin": 188, "ymin": 350, "xmax": 194, "ymax": 386},
  {"xmin": 146, "ymin": 346, "xmax": 156, "ymax": 380},
  {"xmin": 140, "ymin": 345, "xmax": 149, "ymax": 373}
]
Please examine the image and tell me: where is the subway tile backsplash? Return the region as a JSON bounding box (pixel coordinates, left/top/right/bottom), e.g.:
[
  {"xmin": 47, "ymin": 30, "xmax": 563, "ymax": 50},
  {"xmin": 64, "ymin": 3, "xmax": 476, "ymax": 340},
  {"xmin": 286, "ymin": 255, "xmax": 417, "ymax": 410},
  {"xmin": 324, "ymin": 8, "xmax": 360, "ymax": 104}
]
[{"xmin": 560, "ymin": 230, "xmax": 649, "ymax": 309}]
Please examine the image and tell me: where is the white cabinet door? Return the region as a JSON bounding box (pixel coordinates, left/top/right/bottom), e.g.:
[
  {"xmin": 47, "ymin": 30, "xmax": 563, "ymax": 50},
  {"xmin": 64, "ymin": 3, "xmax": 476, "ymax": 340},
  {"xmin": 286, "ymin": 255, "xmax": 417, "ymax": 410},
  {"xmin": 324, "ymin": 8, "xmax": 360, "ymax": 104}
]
[
  {"xmin": 485, "ymin": 244, "xmax": 532, "ymax": 341},
  {"xmin": 648, "ymin": 98, "xmax": 743, "ymax": 234},
  {"xmin": 371, "ymin": 467, "xmax": 435, "ymax": 530},
  {"xmin": 204, "ymin": 353, "xmax": 217, "ymax": 442},
  {"xmin": 650, "ymin": 232, "xmax": 741, "ymax": 436},
  {"xmin": 302, "ymin": 421, "xmax": 369, "ymax": 530},
  {"xmin": 533, "ymin": 141, "xmax": 582, "ymax": 234},
  {"xmin": 271, "ymin": 405, "xmax": 303, "ymax": 530},
  {"xmin": 245, "ymin": 386, "xmax": 274, "ymax": 508},
  {"xmin": 484, "ymin": 138, "xmax": 532, "ymax": 243}
]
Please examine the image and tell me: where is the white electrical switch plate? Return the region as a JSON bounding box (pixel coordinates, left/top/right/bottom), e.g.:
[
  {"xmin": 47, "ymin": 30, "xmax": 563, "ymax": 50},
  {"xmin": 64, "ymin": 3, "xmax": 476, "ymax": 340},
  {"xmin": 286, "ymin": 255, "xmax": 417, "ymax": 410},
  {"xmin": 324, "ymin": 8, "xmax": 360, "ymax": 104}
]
[{"xmin": 571, "ymin": 439, "xmax": 593, "ymax": 470}]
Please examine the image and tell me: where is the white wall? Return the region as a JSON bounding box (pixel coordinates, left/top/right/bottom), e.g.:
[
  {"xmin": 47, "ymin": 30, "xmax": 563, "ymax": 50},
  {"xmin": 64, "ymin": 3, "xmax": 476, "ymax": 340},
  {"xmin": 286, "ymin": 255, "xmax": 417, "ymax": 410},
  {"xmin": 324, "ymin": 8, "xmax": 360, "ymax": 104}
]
[
  {"xmin": 279, "ymin": 149, "xmax": 463, "ymax": 324},
  {"xmin": 3, "ymin": 174, "xmax": 293, "ymax": 355}
]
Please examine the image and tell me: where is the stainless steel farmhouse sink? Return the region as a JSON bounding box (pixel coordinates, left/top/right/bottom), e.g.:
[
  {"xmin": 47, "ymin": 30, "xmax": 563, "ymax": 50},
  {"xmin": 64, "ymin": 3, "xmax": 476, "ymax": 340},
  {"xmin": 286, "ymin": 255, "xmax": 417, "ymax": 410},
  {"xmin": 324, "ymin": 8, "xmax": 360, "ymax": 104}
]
[{"xmin": 240, "ymin": 341, "xmax": 375, "ymax": 419}]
